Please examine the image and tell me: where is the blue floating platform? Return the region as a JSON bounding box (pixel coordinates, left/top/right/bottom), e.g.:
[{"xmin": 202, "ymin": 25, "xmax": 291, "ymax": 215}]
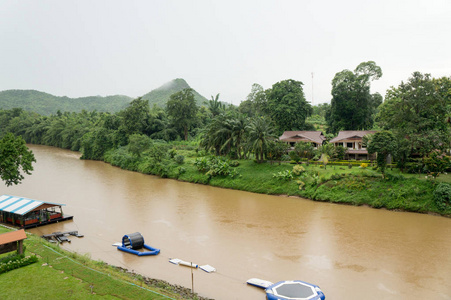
[
  {"xmin": 266, "ymin": 280, "xmax": 325, "ymax": 300},
  {"xmin": 247, "ymin": 278, "xmax": 325, "ymax": 300},
  {"xmin": 117, "ymin": 232, "xmax": 160, "ymax": 256}
]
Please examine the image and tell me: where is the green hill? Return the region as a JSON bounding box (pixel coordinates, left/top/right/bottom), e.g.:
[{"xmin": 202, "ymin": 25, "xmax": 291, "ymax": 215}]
[
  {"xmin": 0, "ymin": 79, "xmax": 208, "ymax": 115},
  {"xmin": 0, "ymin": 90, "xmax": 132, "ymax": 115},
  {"xmin": 141, "ymin": 78, "xmax": 208, "ymax": 107}
]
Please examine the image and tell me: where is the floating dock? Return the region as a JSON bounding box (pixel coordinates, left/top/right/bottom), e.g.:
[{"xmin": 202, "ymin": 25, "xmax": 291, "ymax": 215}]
[{"xmin": 42, "ymin": 231, "xmax": 83, "ymax": 244}]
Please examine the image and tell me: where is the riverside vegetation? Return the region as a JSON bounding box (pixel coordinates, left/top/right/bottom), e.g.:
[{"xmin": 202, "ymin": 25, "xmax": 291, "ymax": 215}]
[{"xmin": 102, "ymin": 143, "xmax": 451, "ymax": 216}]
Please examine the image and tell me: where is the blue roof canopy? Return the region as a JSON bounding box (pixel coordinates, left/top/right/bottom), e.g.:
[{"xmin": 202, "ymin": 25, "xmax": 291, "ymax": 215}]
[{"xmin": 0, "ymin": 195, "xmax": 65, "ymax": 216}]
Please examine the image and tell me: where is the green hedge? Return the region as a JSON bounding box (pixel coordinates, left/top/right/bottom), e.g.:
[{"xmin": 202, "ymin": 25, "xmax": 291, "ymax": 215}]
[{"xmin": 0, "ymin": 254, "xmax": 38, "ymax": 274}]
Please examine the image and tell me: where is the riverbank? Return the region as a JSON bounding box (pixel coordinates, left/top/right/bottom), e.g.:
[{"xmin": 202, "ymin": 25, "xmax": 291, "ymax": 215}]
[
  {"xmin": 103, "ymin": 147, "xmax": 451, "ymax": 217},
  {"xmin": 0, "ymin": 226, "xmax": 212, "ymax": 300},
  {"xmin": 8, "ymin": 144, "xmax": 451, "ymax": 299}
]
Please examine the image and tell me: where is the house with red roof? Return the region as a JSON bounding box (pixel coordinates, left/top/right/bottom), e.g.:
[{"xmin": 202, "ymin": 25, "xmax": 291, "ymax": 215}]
[
  {"xmin": 329, "ymin": 130, "xmax": 377, "ymax": 160},
  {"xmin": 279, "ymin": 131, "xmax": 326, "ymax": 149}
]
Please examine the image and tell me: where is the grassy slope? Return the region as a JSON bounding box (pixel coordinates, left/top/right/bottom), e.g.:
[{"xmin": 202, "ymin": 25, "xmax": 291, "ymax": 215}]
[
  {"xmin": 0, "ymin": 227, "xmax": 196, "ymax": 300},
  {"xmin": 169, "ymin": 152, "xmax": 450, "ymax": 216}
]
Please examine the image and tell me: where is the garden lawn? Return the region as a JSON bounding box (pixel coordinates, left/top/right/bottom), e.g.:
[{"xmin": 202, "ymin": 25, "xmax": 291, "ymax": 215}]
[{"xmin": 0, "ymin": 227, "xmax": 188, "ymax": 300}]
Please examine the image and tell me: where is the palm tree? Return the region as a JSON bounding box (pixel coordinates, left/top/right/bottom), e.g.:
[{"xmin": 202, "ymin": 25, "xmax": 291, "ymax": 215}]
[
  {"xmin": 227, "ymin": 113, "xmax": 248, "ymax": 159},
  {"xmin": 246, "ymin": 117, "xmax": 276, "ymax": 163},
  {"xmin": 205, "ymin": 94, "xmax": 225, "ymax": 117},
  {"xmin": 200, "ymin": 113, "xmax": 230, "ymax": 155}
]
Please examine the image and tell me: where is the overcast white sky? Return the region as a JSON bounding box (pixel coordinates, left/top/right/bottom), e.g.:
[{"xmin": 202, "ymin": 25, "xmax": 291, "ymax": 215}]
[{"xmin": 1, "ymin": 0, "xmax": 450, "ymax": 106}]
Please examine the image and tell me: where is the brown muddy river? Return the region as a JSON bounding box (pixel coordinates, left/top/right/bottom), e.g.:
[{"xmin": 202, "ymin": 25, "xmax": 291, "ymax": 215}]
[{"xmin": 3, "ymin": 145, "xmax": 451, "ymax": 299}]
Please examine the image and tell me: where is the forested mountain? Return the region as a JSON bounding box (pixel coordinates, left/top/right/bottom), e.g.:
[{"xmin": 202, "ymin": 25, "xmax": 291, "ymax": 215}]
[
  {"xmin": 141, "ymin": 78, "xmax": 208, "ymax": 107},
  {"xmin": 0, "ymin": 79, "xmax": 208, "ymax": 115},
  {"xmin": 0, "ymin": 90, "xmax": 132, "ymax": 115}
]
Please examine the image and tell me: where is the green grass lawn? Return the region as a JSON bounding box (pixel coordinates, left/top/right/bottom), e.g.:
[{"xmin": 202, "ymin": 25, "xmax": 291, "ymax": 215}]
[{"xmin": 0, "ymin": 227, "xmax": 197, "ymax": 300}]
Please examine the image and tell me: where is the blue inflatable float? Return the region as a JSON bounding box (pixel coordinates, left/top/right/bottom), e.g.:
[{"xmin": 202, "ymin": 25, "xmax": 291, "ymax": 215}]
[
  {"xmin": 117, "ymin": 232, "xmax": 160, "ymax": 256},
  {"xmin": 247, "ymin": 278, "xmax": 325, "ymax": 300},
  {"xmin": 265, "ymin": 280, "xmax": 325, "ymax": 300}
]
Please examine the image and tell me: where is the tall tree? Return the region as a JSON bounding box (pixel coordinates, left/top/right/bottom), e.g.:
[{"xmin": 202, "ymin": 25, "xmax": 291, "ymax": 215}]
[
  {"xmin": 367, "ymin": 131, "xmax": 396, "ymax": 176},
  {"xmin": 327, "ymin": 61, "xmax": 382, "ymax": 134},
  {"xmin": 266, "ymin": 79, "xmax": 312, "ymax": 133},
  {"xmin": 166, "ymin": 88, "xmax": 198, "ymax": 140},
  {"xmin": 80, "ymin": 127, "xmax": 115, "ymax": 160},
  {"xmin": 119, "ymin": 97, "xmax": 151, "ymax": 135},
  {"xmin": 377, "ymin": 72, "xmax": 450, "ymax": 161},
  {"xmin": 239, "ymin": 83, "xmax": 267, "ymax": 117},
  {"xmin": 0, "ymin": 133, "xmax": 36, "ymax": 186}
]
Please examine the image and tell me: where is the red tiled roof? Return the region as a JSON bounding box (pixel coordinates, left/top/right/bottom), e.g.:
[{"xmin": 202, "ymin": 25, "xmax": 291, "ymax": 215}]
[
  {"xmin": 0, "ymin": 229, "xmax": 27, "ymax": 245},
  {"xmin": 279, "ymin": 131, "xmax": 326, "ymax": 145},
  {"xmin": 329, "ymin": 131, "xmax": 378, "ymax": 143}
]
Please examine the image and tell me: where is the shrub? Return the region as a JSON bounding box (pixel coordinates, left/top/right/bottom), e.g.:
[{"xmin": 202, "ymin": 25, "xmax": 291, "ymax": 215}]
[
  {"xmin": 168, "ymin": 148, "xmax": 177, "ymax": 158},
  {"xmin": 289, "ymin": 151, "xmax": 300, "ymax": 163},
  {"xmin": 154, "ymin": 163, "xmax": 169, "ymax": 178},
  {"xmin": 177, "ymin": 166, "xmax": 186, "ymax": 175},
  {"xmin": 194, "ymin": 157, "xmax": 209, "ymax": 172},
  {"xmin": 306, "ymin": 174, "xmax": 319, "ymax": 186},
  {"xmin": 281, "ymin": 154, "xmax": 291, "ymax": 162},
  {"xmin": 175, "ymin": 155, "xmax": 185, "ymax": 164},
  {"xmin": 195, "ymin": 156, "xmax": 239, "ymax": 178},
  {"xmin": 292, "ymin": 165, "xmax": 306, "ymax": 175},
  {"xmin": 0, "ymin": 255, "xmax": 38, "ymax": 274},
  {"xmin": 384, "ymin": 173, "xmax": 405, "ymax": 182},
  {"xmin": 330, "ymin": 174, "xmax": 342, "ymax": 180},
  {"xmin": 272, "ymin": 170, "xmax": 293, "ymax": 181},
  {"xmin": 433, "ymin": 183, "xmax": 451, "ymax": 210},
  {"xmin": 230, "ymin": 160, "xmax": 240, "ymax": 167},
  {"xmin": 298, "ymin": 180, "xmax": 305, "ymax": 190},
  {"xmin": 360, "ymin": 163, "xmax": 368, "ymax": 169}
]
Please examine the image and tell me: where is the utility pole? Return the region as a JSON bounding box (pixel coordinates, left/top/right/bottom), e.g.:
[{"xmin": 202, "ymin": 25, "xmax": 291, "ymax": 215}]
[{"xmin": 311, "ymin": 72, "xmax": 314, "ymax": 105}]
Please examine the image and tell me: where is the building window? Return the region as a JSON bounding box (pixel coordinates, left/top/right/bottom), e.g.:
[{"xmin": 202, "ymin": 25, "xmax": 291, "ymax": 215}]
[{"xmin": 347, "ymin": 142, "xmax": 353, "ymax": 148}]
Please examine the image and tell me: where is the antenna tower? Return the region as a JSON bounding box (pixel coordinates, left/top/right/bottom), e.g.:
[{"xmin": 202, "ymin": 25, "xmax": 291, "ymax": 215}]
[{"xmin": 311, "ymin": 72, "xmax": 314, "ymax": 105}]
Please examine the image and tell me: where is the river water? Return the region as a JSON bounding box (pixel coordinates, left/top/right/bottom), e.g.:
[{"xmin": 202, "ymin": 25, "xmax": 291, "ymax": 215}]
[{"xmin": 3, "ymin": 145, "xmax": 451, "ymax": 299}]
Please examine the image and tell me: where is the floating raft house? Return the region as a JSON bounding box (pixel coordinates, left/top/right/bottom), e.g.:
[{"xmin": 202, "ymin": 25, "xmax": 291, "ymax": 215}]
[{"xmin": 0, "ymin": 195, "xmax": 72, "ymax": 229}]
